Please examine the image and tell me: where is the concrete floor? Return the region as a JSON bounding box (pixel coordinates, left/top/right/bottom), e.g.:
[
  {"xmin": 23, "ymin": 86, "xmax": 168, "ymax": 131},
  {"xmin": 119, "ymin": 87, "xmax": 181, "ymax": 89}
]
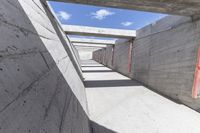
[{"xmin": 82, "ymin": 60, "xmax": 200, "ymax": 133}]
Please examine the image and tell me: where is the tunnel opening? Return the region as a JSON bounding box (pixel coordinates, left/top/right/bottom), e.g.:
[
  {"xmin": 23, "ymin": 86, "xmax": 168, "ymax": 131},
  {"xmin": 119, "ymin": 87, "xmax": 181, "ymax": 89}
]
[
  {"xmin": 1, "ymin": 0, "xmax": 200, "ymax": 133},
  {"xmin": 47, "ymin": 1, "xmax": 200, "ymax": 132}
]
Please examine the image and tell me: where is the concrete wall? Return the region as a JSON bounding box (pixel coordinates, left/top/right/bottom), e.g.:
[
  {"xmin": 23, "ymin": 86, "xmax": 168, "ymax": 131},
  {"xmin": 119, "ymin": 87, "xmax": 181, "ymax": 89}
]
[
  {"xmin": 0, "ymin": 0, "xmax": 90, "ymax": 133},
  {"xmin": 132, "ymin": 15, "xmax": 200, "ymax": 110},
  {"xmin": 75, "ymin": 46, "xmax": 102, "ymax": 60},
  {"xmin": 102, "ymin": 48, "xmax": 107, "ymax": 65},
  {"xmin": 93, "ymin": 15, "xmax": 200, "ymax": 111},
  {"xmin": 72, "ymin": 45, "xmax": 82, "ymax": 67},
  {"xmin": 93, "ymin": 49, "xmax": 105, "ymax": 64},
  {"xmin": 104, "ymin": 46, "xmax": 113, "ymax": 68},
  {"xmin": 93, "ymin": 49, "xmax": 101, "ymax": 63},
  {"xmin": 93, "ymin": 40, "xmax": 132, "ymax": 77},
  {"xmin": 112, "ymin": 39, "xmax": 132, "ymax": 76}
]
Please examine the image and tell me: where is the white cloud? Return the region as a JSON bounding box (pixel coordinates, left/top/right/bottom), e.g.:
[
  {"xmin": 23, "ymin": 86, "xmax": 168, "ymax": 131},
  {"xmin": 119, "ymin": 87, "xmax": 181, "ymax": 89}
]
[
  {"xmin": 57, "ymin": 11, "xmax": 71, "ymax": 20},
  {"xmin": 121, "ymin": 21, "xmax": 133, "ymax": 26},
  {"xmin": 91, "ymin": 9, "xmax": 114, "ymax": 20}
]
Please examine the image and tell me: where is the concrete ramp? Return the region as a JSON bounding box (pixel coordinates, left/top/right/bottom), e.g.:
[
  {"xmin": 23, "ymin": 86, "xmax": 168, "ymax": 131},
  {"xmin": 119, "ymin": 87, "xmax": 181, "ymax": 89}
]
[{"xmin": 82, "ymin": 60, "xmax": 200, "ymax": 133}]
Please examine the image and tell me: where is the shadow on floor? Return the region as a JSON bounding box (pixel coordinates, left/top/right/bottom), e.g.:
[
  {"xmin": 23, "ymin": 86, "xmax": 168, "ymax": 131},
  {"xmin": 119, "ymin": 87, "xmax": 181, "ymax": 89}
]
[
  {"xmin": 82, "ymin": 70, "xmax": 114, "ymax": 73},
  {"xmin": 84, "ymin": 79, "xmax": 141, "ymax": 88},
  {"xmin": 90, "ymin": 121, "xmax": 117, "ymax": 133}
]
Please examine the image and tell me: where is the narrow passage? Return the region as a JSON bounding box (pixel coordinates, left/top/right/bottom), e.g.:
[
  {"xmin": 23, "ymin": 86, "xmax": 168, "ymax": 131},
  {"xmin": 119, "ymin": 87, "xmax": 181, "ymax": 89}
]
[{"xmin": 82, "ymin": 60, "xmax": 200, "ymax": 133}]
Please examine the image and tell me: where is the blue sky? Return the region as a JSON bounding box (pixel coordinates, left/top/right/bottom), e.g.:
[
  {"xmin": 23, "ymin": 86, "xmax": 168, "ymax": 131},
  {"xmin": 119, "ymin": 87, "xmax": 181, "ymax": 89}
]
[{"xmin": 49, "ymin": 2, "xmax": 167, "ymax": 30}]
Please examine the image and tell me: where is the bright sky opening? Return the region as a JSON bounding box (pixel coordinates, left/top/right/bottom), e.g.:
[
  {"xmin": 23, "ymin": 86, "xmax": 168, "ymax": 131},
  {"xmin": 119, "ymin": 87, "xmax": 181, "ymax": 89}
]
[{"xmin": 48, "ymin": 2, "xmax": 168, "ymax": 30}]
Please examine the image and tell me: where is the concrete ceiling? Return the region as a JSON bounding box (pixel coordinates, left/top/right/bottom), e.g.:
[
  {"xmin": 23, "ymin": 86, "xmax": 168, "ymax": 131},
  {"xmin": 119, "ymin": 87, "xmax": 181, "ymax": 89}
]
[{"xmin": 49, "ymin": 0, "xmax": 200, "ymax": 16}]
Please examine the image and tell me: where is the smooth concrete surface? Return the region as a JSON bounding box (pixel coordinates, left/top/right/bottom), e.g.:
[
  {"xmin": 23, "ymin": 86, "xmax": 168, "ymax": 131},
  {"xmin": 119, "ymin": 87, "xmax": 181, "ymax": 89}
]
[
  {"xmin": 0, "ymin": 0, "xmax": 90, "ymax": 133},
  {"xmin": 73, "ymin": 43, "xmax": 107, "ymax": 48},
  {"xmin": 104, "ymin": 46, "xmax": 113, "ymax": 68},
  {"xmin": 63, "ymin": 25, "xmax": 136, "ymax": 38},
  {"xmin": 93, "ymin": 39, "xmax": 133, "ymax": 76},
  {"xmin": 76, "ymin": 46, "xmax": 102, "ymax": 60},
  {"xmin": 93, "ymin": 49, "xmax": 105, "ymax": 65},
  {"xmin": 112, "ymin": 39, "xmax": 133, "ymax": 76},
  {"xmin": 82, "ymin": 60, "xmax": 200, "ymax": 133},
  {"xmin": 50, "ymin": 0, "xmax": 200, "ymax": 17},
  {"xmin": 70, "ymin": 38, "xmax": 115, "ymax": 45},
  {"xmin": 92, "ymin": 50, "xmax": 102, "ymax": 64}
]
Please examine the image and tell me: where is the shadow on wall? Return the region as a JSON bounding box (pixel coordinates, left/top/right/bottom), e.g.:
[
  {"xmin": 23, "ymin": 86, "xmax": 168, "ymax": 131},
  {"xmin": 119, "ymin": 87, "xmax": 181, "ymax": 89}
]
[
  {"xmin": 90, "ymin": 121, "xmax": 117, "ymax": 133},
  {"xmin": 84, "ymin": 79, "xmax": 141, "ymax": 88}
]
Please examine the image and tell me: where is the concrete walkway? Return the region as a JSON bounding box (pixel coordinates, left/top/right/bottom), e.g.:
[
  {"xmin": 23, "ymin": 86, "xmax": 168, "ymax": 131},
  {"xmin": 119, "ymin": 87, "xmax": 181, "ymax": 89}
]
[{"xmin": 82, "ymin": 60, "xmax": 200, "ymax": 133}]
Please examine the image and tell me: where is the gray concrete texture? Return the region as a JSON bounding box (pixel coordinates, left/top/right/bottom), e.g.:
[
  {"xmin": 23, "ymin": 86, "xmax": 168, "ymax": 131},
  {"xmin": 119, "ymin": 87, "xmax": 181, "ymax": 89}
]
[
  {"xmin": 93, "ymin": 15, "xmax": 200, "ymax": 111},
  {"xmin": 70, "ymin": 38, "xmax": 116, "ymax": 45},
  {"xmin": 104, "ymin": 46, "xmax": 113, "ymax": 68},
  {"xmin": 93, "ymin": 46, "xmax": 112, "ymax": 65},
  {"xmin": 76, "ymin": 46, "xmax": 102, "ymax": 60},
  {"xmin": 93, "ymin": 49, "xmax": 101, "ymax": 63},
  {"xmin": 51, "ymin": 0, "xmax": 200, "ymax": 17},
  {"xmin": 132, "ymin": 15, "xmax": 200, "ymax": 110},
  {"xmin": 62, "ymin": 25, "xmax": 136, "ymax": 38},
  {"xmin": 112, "ymin": 39, "xmax": 132, "ymax": 77},
  {"xmin": 93, "ymin": 49, "xmax": 104, "ymax": 64},
  {"xmin": 83, "ymin": 60, "xmax": 200, "ymax": 133},
  {"xmin": 0, "ymin": 0, "xmax": 90, "ymax": 133},
  {"xmin": 93, "ymin": 39, "xmax": 133, "ymax": 77}
]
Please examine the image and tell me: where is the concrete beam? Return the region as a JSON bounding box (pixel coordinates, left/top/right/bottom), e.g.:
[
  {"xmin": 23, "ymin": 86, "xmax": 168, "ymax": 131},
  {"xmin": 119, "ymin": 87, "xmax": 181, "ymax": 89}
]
[
  {"xmin": 63, "ymin": 25, "xmax": 136, "ymax": 38},
  {"xmin": 70, "ymin": 37, "xmax": 115, "ymax": 45},
  {"xmin": 50, "ymin": 0, "xmax": 200, "ymax": 16},
  {"xmin": 73, "ymin": 43, "xmax": 107, "ymax": 48}
]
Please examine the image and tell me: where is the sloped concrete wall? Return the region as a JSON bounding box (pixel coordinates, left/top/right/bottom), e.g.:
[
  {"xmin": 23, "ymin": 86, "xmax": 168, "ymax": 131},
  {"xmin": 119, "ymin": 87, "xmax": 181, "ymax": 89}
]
[
  {"xmin": 132, "ymin": 15, "xmax": 200, "ymax": 110},
  {"xmin": 72, "ymin": 45, "xmax": 82, "ymax": 66},
  {"xmin": 0, "ymin": 0, "xmax": 90, "ymax": 133}
]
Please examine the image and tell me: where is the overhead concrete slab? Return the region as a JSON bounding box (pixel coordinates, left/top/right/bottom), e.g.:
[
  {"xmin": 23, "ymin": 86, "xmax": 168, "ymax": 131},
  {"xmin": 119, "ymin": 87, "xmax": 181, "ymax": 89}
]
[
  {"xmin": 70, "ymin": 38, "xmax": 115, "ymax": 45},
  {"xmin": 73, "ymin": 43, "xmax": 107, "ymax": 48},
  {"xmin": 63, "ymin": 25, "xmax": 136, "ymax": 38},
  {"xmin": 50, "ymin": 0, "xmax": 200, "ymax": 16}
]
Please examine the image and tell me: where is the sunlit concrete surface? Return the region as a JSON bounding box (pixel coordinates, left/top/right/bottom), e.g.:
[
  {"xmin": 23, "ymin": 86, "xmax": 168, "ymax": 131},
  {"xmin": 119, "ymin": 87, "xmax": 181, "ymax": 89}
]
[
  {"xmin": 75, "ymin": 46, "xmax": 103, "ymax": 60},
  {"xmin": 74, "ymin": 43, "xmax": 107, "ymax": 48},
  {"xmin": 62, "ymin": 25, "xmax": 136, "ymax": 38},
  {"xmin": 70, "ymin": 38, "xmax": 115, "ymax": 45},
  {"xmin": 82, "ymin": 60, "xmax": 200, "ymax": 133}
]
